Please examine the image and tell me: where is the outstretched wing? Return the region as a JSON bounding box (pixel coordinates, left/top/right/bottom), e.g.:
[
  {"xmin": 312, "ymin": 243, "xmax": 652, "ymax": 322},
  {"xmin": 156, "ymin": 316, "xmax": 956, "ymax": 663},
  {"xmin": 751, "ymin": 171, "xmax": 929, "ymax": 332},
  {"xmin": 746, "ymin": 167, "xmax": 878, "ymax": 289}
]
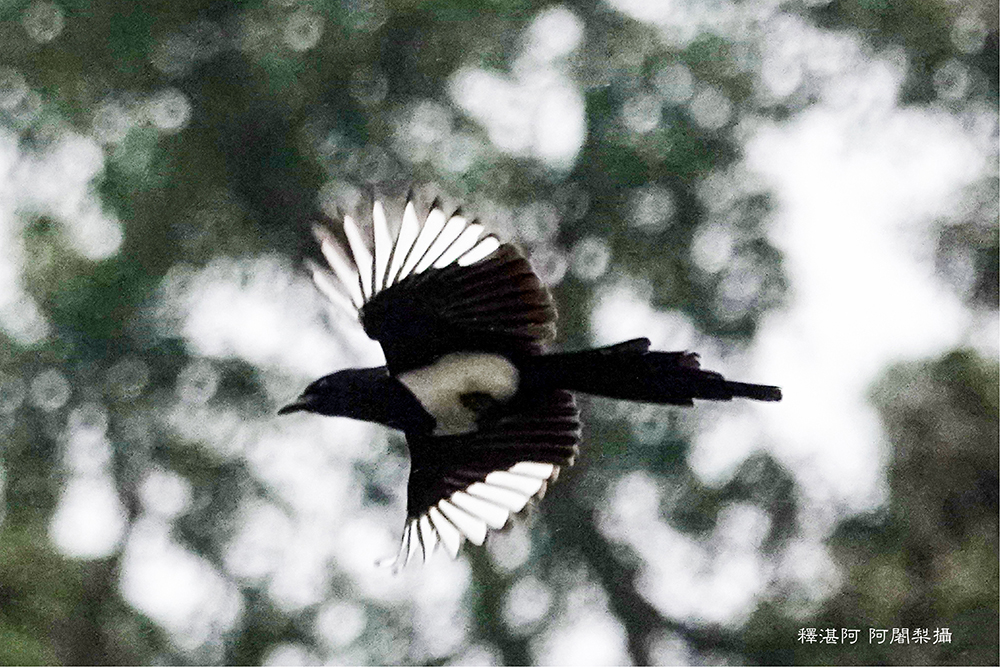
[
  {"xmin": 309, "ymin": 197, "xmax": 556, "ymax": 373},
  {"xmin": 380, "ymin": 389, "xmax": 580, "ymax": 571}
]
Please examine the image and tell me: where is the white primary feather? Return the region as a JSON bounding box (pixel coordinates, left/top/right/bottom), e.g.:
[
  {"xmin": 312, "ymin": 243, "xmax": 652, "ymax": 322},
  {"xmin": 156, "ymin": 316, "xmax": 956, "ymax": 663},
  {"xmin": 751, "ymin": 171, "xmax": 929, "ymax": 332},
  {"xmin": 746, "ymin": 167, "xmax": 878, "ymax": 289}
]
[
  {"xmin": 371, "ymin": 201, "xmax": 393, "ymax": 292},
  {"xmin": 343, "ymin": 215, "xmax": 373, "ymax": 300},
  {"xmin": 386, "ymin": 201, "xmax": 421, "ymax": 286},
  {"xmin": 485, "ymin": 470, "xmax": 546, "ymax": 497},
  {"xmin": 418, "ymin": 515, "xmax": 437, "ymax": 562},
  {"xmin": 314, "ymin": 199, "xmax": 500, "ymax": 317},
  {"xmin": 428, "ymin": 506, "xmax": 461, "ymax": 558},
  {"xmin": 306, "ymin": 260, "xmax": 356, "ymax": 316},
  {"xmin": 465, "ymin": 481, "xmax": 531, "ymax": 513},
  {"xmin": 312, "ymin": 226, "xmax": 364, "ymax": 308},
  {"xmin": 438, "ymin": 499, "xmax": 488, "ymax": 546},
  {"xmin": 380, "ymin": 460, "xmax": 560, "ymax": 571},
  {"xmin": 377, "ymin": 519, "xmax": 412, "ymax": 570},
  {"xmin": 459, "ymin": 236, "xmax": 501, "ymax": 266},
  {"xmin": 405, "ymin": 520, "xmax": 420, "ymax": 566},
  {"xmin": 433, "ymin": 223, "xmax": 485, "ymax": 269},
  {"xmin": 398, "ymin": 206, "xmax": 446, "ymax": 281},
  {"xmin": 413, "ymin": 214, "xmax": 467, "ymax": 274},
  {"xmin": 449, "ymin": 490, "xmax": 510, "ymax": 529},
  {"xmin": 509, "ymin": 462, "xmax": 555, "ymax": 479}
]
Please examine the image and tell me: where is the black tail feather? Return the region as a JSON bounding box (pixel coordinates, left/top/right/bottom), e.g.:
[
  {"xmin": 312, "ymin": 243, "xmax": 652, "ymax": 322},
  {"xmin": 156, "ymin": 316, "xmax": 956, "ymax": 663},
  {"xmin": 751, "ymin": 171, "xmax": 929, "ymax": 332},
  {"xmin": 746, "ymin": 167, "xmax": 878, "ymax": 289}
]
[
  {"xmin": 724, "ymin": 380, "xmax": 782, "ymax": 402},
  {"xmin": 523, "ymin": 338, "xmax": 782, "ymax": 405}
]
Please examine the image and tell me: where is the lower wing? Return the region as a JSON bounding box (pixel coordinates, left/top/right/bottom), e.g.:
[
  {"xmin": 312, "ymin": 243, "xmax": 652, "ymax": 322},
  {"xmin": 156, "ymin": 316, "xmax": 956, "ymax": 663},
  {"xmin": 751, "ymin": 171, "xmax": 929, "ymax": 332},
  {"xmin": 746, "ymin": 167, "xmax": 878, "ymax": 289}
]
[{"xmin": 381, "ymin": 389, "xmax": 580, "ymax": 571}]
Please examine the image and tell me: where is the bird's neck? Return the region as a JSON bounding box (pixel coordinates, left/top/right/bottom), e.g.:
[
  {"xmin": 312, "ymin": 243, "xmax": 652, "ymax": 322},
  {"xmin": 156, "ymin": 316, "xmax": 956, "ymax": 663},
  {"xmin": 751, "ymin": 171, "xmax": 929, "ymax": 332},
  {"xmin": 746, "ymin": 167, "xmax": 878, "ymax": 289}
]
[{"xmin": 360, "ymin": 374, "xmax": 436, "ymax": 434}]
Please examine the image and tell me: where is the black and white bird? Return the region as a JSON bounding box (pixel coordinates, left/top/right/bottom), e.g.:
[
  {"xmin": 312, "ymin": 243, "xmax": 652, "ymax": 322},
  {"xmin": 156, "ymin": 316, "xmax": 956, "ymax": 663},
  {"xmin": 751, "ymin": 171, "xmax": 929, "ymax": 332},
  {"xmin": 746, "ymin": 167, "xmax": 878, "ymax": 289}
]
[{"xmin": 279, "ymin": 192, "xmax": 781, "ymax": 571}]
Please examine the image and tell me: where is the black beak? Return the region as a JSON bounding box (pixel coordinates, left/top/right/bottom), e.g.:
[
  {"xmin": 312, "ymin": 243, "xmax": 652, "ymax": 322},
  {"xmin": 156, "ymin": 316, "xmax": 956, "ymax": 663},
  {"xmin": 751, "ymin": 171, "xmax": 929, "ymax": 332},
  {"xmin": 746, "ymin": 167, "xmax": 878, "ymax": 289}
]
[{"xmin": 278, "ymin": 395, "xmax": 312, "ymax": 415}]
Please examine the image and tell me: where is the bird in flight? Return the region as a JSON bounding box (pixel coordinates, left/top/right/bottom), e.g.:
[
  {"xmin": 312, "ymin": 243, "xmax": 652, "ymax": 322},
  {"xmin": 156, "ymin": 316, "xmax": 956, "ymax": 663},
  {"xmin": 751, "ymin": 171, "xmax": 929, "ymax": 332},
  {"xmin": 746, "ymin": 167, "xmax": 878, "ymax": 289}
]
[{"xmin": 279, "ymin": 192, "xmax": 781, "ymax": 571}]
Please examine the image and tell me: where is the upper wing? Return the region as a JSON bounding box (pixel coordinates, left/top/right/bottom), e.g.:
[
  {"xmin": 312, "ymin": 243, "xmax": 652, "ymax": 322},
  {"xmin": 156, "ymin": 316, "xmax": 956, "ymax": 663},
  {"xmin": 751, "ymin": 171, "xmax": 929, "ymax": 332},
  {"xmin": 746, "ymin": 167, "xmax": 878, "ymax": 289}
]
[
  {"xmin": 380, "ymin": 389, "xmax": 580, "ymax": 571},
  {"xmin": 309, "ymin": 197, "xmax": 556, "ymax": 373}
]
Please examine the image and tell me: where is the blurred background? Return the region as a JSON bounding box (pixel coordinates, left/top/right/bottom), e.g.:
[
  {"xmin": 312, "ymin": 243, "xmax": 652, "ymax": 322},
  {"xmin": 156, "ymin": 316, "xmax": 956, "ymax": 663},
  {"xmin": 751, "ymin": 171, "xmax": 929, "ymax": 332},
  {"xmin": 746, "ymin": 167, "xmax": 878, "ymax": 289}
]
[{"xmin": 0, "ymin": 0, "xmax": 996, "ymax": 664}]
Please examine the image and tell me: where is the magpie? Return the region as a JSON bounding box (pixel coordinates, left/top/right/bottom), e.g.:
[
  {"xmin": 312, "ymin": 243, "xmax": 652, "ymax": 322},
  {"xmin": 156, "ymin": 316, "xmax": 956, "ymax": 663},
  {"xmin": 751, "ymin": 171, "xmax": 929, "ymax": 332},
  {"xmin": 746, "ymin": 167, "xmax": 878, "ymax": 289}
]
[{"xmin": 279, "ymin": 192, "xmax": 781, "ymax": 570}]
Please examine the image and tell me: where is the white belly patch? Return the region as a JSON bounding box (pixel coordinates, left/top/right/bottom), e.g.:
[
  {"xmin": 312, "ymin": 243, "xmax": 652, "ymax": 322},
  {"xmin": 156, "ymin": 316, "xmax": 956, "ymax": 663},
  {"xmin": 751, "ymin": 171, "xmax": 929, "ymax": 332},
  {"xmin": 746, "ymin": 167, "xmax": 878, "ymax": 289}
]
[{"xmin": 397, "ymin": 353, "xmax": 520, "ymax": 435}]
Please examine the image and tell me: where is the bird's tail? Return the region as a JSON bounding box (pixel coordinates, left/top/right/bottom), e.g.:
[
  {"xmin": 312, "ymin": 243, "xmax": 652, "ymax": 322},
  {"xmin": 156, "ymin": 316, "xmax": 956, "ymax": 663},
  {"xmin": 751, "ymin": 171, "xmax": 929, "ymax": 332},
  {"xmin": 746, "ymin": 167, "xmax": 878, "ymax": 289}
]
[{"xmin": 522, "ymin": 338, "xmax": 781, "ymax": 405}]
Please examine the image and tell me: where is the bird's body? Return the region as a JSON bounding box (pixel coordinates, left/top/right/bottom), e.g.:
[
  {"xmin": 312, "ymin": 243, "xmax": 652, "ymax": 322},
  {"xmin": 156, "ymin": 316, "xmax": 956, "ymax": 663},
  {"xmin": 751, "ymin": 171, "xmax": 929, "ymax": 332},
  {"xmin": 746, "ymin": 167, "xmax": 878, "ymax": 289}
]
[
  {"xmin": 280, "ymin": 192, "xmax": 781, "ymax": 570},
  {"xmin": 397, "ymin": 352, "xmax": 520, "ymax": 435}
]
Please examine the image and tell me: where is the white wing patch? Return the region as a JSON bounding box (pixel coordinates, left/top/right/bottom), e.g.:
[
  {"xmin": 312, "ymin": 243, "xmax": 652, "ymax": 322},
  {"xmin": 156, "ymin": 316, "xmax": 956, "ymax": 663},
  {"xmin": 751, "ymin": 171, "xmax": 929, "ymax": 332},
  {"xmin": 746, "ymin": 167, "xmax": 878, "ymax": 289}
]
[
  {"xmin": 312, "ymin": 199, "xmax": 500, "ymax": 316},
  {"xmin": 397, "ymin": 352, "xmax": 520, "ymax": 436},
  {"xmin": 343, "ymin": 215, "xmax": 373, "ymax": 301},
  {"xmin": 371, "ymin": 201, "xmax": 392, "ymax": 293},
  {"xmin": 385, "ymin": 202, "xmax": 420, "ymax": 287},
  {"xmin": 377, "ymin": 461, "xmax": 559, "ymax": 573}
]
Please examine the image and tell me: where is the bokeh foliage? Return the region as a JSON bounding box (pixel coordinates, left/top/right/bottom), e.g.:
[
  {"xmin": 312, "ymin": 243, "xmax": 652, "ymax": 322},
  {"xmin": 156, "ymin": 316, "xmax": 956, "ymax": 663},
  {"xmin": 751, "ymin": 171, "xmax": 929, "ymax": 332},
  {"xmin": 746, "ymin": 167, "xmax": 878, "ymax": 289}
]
[{"xmin": 0, "ymin": 0, "xmax": 996, "ymax": 664}]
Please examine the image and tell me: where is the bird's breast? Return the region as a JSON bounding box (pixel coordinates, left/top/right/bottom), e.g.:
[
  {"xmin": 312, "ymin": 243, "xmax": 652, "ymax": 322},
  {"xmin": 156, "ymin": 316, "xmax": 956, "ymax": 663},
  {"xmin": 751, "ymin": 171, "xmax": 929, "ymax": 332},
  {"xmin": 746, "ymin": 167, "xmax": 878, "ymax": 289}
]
[{"xmin": 396, "ymin": 353, "xmax": 520, "ymax": 436}]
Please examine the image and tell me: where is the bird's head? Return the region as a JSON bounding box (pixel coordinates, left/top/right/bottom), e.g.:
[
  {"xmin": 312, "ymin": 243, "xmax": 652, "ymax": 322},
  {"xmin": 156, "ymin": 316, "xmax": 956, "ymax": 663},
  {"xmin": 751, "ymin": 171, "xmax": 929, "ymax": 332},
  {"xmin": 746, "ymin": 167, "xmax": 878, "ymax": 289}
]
[{"xmin": 278, "ymin": 367, "xmax": 387, "ymax": 417}]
